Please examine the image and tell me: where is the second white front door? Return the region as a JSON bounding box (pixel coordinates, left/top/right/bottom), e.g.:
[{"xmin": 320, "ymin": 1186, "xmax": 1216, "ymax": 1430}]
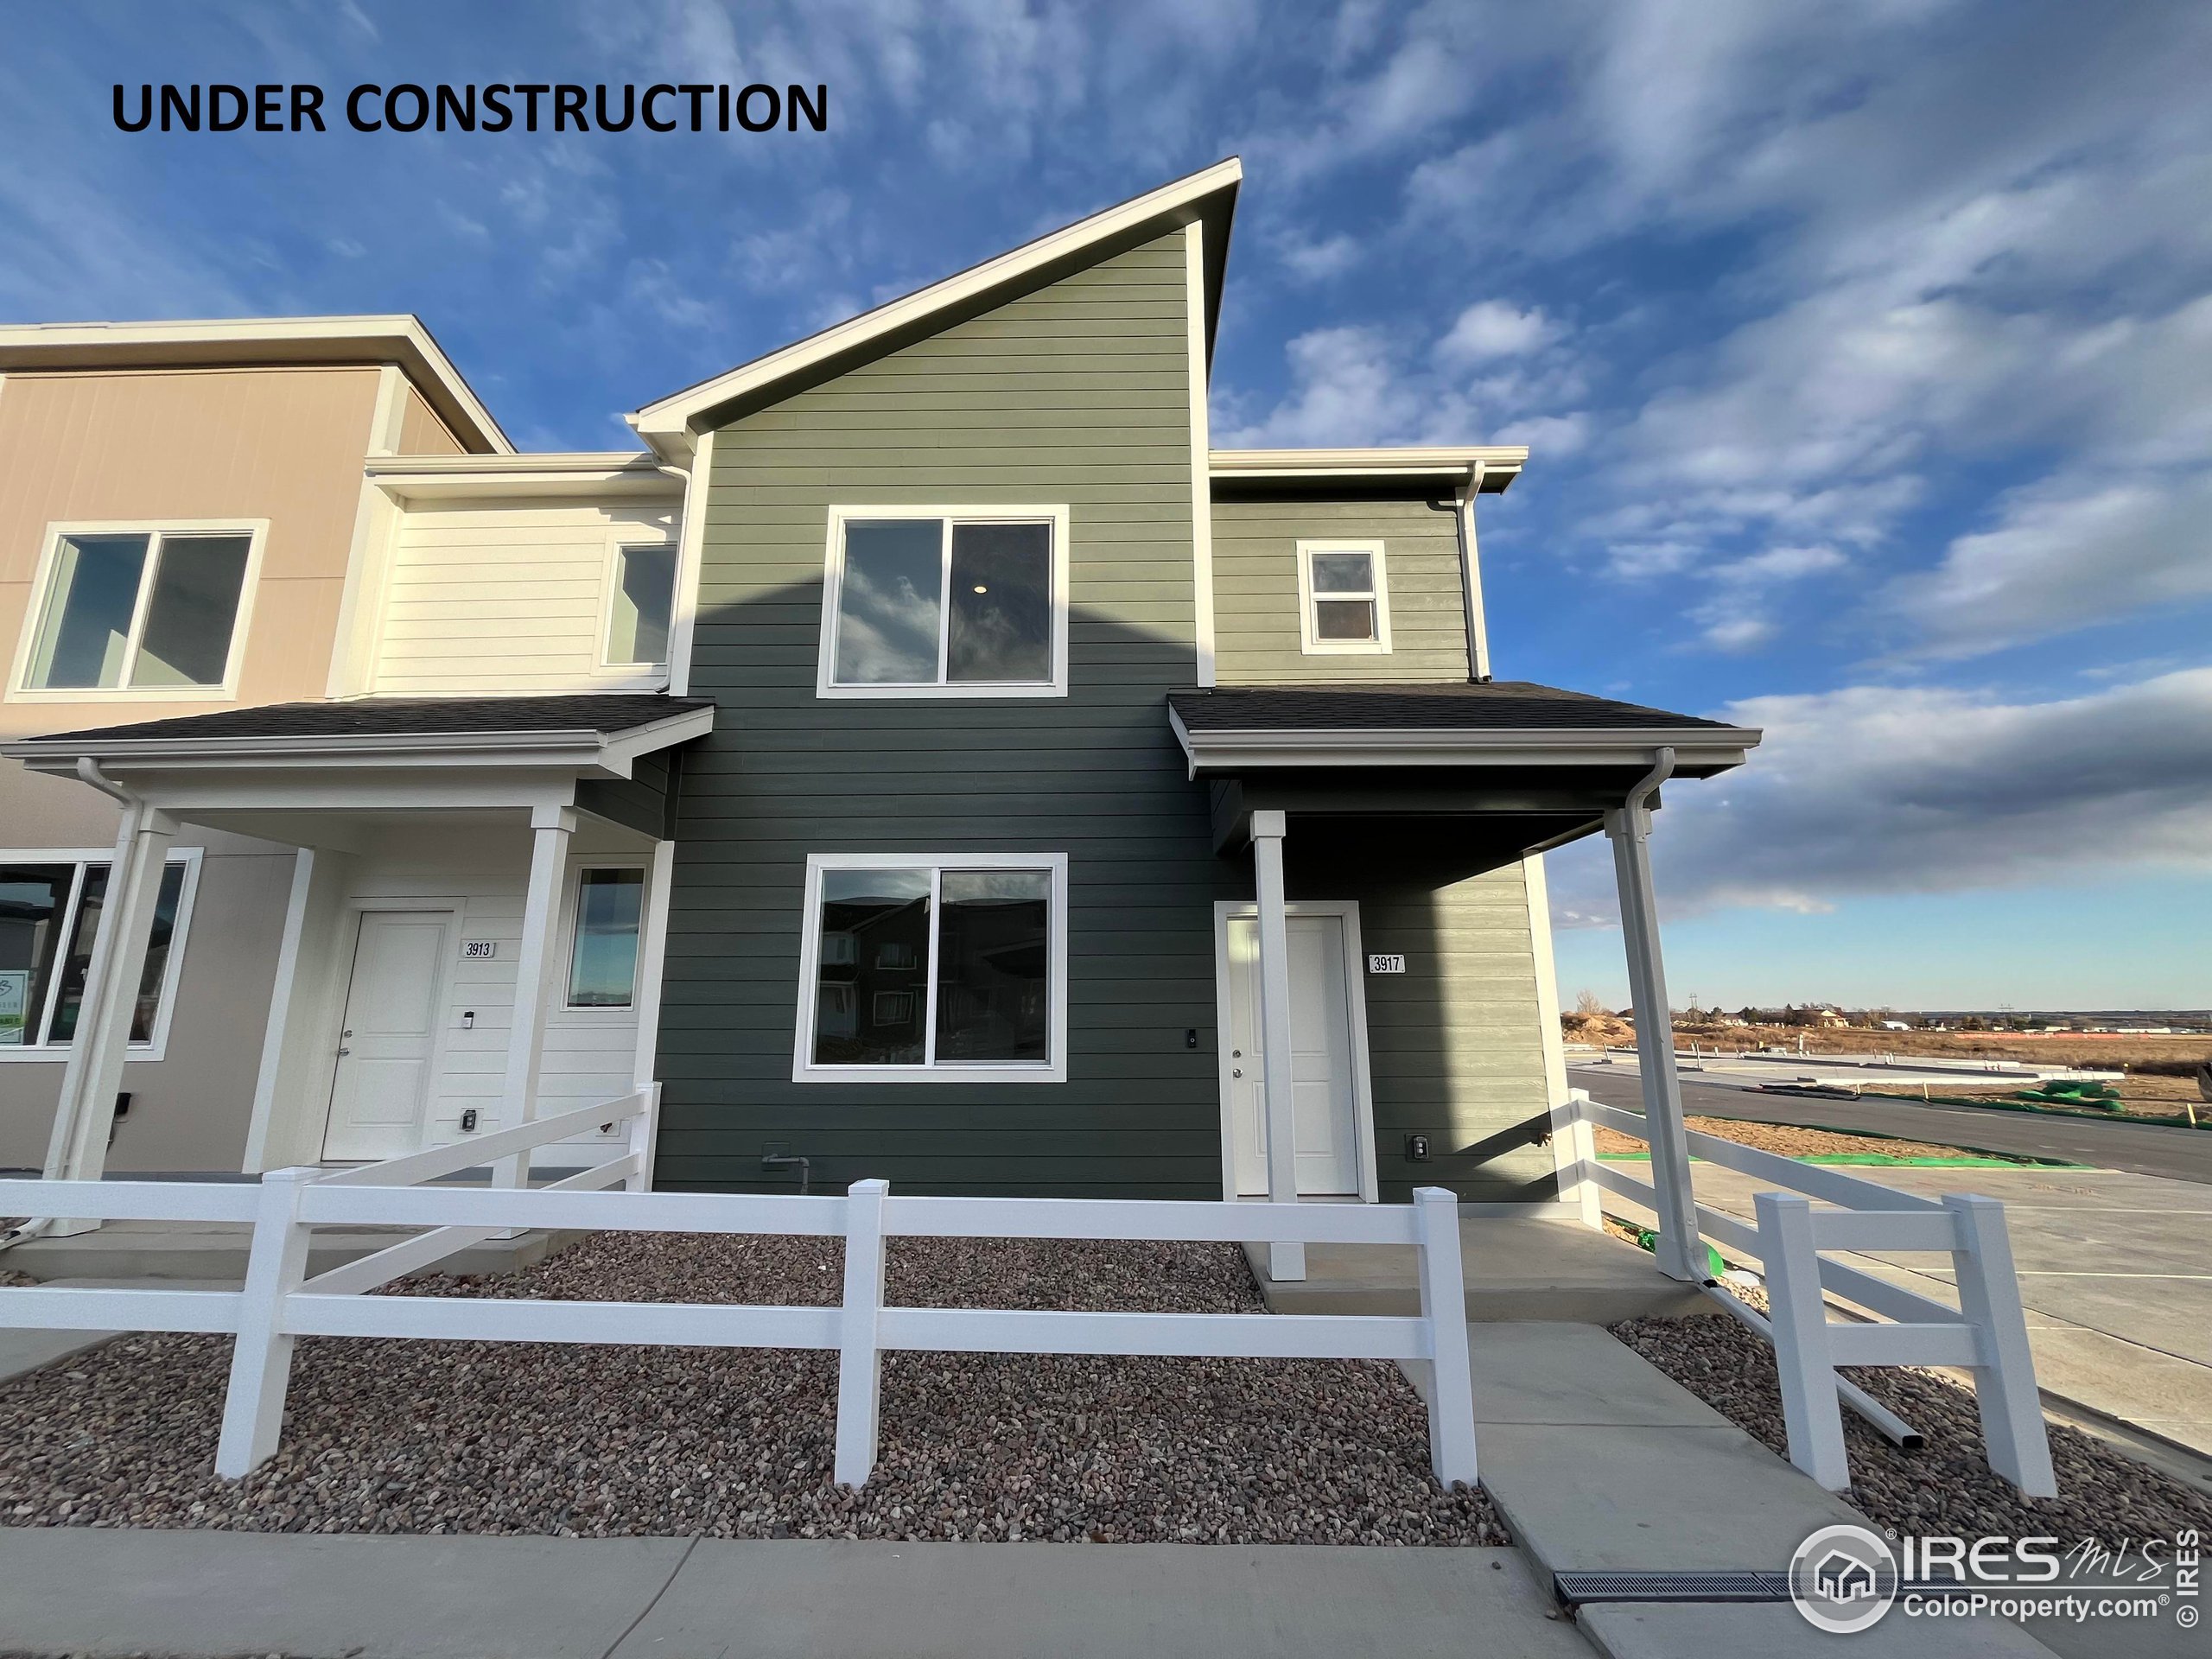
[
  {"xmin": 1223, "ymin": 909, "xmax": 1365, "ymax": 1198},
  {"xmin": 322, "ymin": 909, "xmax": 453, "ymax": 1162}
]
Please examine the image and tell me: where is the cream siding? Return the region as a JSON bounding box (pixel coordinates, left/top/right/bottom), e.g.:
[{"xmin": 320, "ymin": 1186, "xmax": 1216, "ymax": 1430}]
[{"xmin": 371, "ymin": 501, "xmax": 680, "ymax": 694}]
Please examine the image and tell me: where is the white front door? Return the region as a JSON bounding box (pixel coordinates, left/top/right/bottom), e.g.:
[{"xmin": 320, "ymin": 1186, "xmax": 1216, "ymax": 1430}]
[
  {"xmin": 322, "ymin": 910, "xmax": 452, "ymax": 1162},
  {"xmin": 1224, "ymin": 910, "xmax": 1364, "ymax": 1198}
]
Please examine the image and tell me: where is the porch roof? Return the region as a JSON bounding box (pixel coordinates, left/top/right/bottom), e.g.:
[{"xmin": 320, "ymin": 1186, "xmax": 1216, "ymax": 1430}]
[
  {"xmin": 1167, "ymin": 682, "xmax": 1759, "ymax": 775},
  {"xmin": 5, "ymin": 694, "xmax": 713, "ymax": 766}
]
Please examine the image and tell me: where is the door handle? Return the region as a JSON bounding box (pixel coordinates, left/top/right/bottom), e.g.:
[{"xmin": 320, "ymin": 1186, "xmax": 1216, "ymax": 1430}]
[
  {"xmin": 336, "ymin": 1047, "xmax": 352, "ymax": 1057},
  {"xmin": 1231, "ymin": 1068, "xmax": 1243, "ymax": 1077}
]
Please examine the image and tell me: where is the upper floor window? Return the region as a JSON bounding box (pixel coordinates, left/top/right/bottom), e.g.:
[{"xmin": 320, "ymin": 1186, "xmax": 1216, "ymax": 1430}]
[
  {"xmin": 602, "ymin": 542, "xmax": 677, "ymax": 671},
  {"xmin": 15, "ymin": 524, "xmax": 264, "ymax": 698},
  {"xmin": 817, "ymin": 507, "xmax": 1070, "ymax": 697},
  {"xmin": 1296, "ymin": 540, "xmax": 1392, "ymax": 655},
  {"xmin": 0, "ymin": 850, "xmax": 198, "ymax": 1058}
]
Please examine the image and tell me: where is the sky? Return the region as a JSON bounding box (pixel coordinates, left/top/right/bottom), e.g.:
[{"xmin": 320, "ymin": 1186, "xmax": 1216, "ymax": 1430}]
[{"xmin": 3, "ymin": 2, "xmax": 2208, "ymax": 1011}]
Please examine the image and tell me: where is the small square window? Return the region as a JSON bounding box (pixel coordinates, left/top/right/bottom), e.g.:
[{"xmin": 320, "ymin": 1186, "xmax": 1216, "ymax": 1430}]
[
  {"xmin": 604, "ymin": 543, "xmax": 677, "ymax": 668},
  {"xmin": 1297, "ymin": 541, "xmax": 1392, "ymax": 655}
]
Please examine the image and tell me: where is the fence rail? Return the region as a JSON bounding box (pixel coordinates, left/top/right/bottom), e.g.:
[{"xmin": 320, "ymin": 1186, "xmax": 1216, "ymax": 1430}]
[
  {"xmin": 1560, "ymin": 1090, "xmax": 2055, "ymax": 1497},
  {"xmin": 0, "ymin": 1092, "xmax": 1478, "ymax": 1493}
]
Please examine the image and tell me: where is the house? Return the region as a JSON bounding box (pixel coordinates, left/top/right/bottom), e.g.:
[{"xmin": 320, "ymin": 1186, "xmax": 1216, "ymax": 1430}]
[{"xmin": 0, "ymin": 162, "xmax": 1758, "ymax": 1274}]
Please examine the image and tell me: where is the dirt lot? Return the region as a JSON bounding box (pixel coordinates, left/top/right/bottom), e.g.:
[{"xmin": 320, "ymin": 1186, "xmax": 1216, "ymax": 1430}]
[
  {"xmin": 1591, "ymin": 1115, "xmax": 1989, "ymax": 1162},
  {"xmin": 1673, "ymin": 1021, "xmax": 2212, "ymax": 1072}
]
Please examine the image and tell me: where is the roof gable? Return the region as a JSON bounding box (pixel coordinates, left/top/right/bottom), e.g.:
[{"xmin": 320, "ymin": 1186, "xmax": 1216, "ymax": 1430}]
[{"xmin": 629, "ymin": 159, "xmax": 1240, "ymax": 458}]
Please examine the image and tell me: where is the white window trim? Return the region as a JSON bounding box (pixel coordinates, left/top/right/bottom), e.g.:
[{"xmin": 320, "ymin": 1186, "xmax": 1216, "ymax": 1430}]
[
  {"xmin": 9, "ymin": 520, "xmax": 270, "ymax": 702},
  {"xmin": 0, "ymin": 844, "xmax": 203, "ymax": 1064},
  {"xmin": 1295, "ymin": 538, "xmax": 1392, "ymax": 656},
  {"xmin": 816, "ymin": 505, "xmax": 1071, "ymax": 699},
  {"xmin": 558, "ymin": 858, "xmax": 651, "ymax": 1014},
  {"xmin": 594, "ymin": 532, "xmax": 678, "ymax": 683},
  {"xmin": 792, "ymin": 850, "xmax": 1069, "ymax": 1084}
]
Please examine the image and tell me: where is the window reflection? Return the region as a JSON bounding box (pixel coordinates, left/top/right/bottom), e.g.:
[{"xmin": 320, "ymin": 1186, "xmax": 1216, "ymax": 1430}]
[
  {"xmin": 833, "ymin": 520, "xmax": 943, "ymax": 683},
  {"xmin": 813, "ymin": 867, "xmax": 931, "ymax": 1064},
  {"xmin": 935, "ymin": 869, "xmax": 1050, "ymax": 1061}
]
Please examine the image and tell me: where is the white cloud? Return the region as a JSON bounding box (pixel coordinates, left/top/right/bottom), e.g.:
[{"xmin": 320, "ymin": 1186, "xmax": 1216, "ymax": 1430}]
[
  {"xmin": 1441, "ymin": 301, "xmax": 1562, "ymax": 363},
  {"xmin": 1549, "ymin": 667, "xmax": 2212, "ymax": 925}
]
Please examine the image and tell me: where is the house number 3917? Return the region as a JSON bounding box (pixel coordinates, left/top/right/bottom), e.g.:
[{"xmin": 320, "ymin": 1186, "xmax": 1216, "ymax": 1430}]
[{"xmin": 1367, "ymin": 953, "xmax": 1406, "ymax": 975}]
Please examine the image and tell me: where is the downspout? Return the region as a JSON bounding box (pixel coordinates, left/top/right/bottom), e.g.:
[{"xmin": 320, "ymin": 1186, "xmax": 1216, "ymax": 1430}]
[
  {"xmin": 1622, "ymin": 746, "xmax": 1675, "ymax": 829},
  {"xmin": 1454, "ymin": 462, "xmax": 1491, "ymax": 682},
  {"xmin": 0, "ymin": 758, "xmax": 141, "ymax": 1255}
]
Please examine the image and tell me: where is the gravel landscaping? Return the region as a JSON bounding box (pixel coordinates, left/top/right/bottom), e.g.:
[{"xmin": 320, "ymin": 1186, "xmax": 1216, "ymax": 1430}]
[
  {"xmin": 1613, "ymin": 1302, "xmax": 2212, "ymax": 1546},
  {"xmin": 0, "ymin": 1233, "xmax": 1503, "ymax": 1546}
]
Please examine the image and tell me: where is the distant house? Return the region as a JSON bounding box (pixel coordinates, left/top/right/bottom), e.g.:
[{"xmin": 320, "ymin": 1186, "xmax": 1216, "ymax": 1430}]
[
  {"xmin": 1880, "ymin": 1020, "xmax": 1910, "ymax": 1032},
  {"xmin": 1813, "ymin": 1007, "xmax": 1851, "ymax": 1029}
]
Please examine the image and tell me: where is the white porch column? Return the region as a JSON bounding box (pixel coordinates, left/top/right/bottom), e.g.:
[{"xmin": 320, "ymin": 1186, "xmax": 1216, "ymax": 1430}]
[
  {"xmin": 43, "ymin": 800, "xmax": 178, "ymax": 1226},
  {"xmin": 493, "ymin": 804, "xmax": 575, "ymax": 1190},
  {"xmin": 1249, "ymin": 809, "xmax": 1304, "ymax": 1281},
  {"xmin": 1603, "ymin": 750, "xmax": 1704, "ymax": 1282}
]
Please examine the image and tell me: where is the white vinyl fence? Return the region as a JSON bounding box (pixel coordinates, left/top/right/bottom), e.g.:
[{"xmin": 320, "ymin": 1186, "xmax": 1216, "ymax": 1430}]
[
  {"xmin": 1559, "ymin": 1090, "xmax": 2056, "ymax": 1496},
  {"xmin": 0, "ymin": 1090, "xmax": 1478, "ymax": 1491}
]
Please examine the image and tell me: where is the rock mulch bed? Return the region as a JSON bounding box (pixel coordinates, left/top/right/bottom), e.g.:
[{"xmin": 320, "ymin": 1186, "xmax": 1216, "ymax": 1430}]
[
  {"xmin": 1613, "ymin": 1305, "xmax": 2212, "ymax": 1546},
  {"xmin": 0, "ymin": 1233, "xmax": 1503, "ymax": 1546}
]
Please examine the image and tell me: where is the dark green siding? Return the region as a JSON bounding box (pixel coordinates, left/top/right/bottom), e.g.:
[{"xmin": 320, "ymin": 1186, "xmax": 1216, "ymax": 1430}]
[
  {"xmin": 659, "ymin": 230, "xmax": 1227, "ymax": 1197},
  {"xmin": 1212, "ymin": 496, "xmax": 1471, "ymax": 682}
]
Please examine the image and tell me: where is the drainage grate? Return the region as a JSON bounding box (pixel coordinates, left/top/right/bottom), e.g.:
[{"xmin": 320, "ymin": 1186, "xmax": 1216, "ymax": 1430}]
[{"xmin": 1553, "ymin": 1570, "xmax": 1793, "ymax": 1605}]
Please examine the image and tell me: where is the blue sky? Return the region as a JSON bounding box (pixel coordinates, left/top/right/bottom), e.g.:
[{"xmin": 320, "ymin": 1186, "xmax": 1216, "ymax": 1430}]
[{"xmin": 4, "ymin": 2, "xmax": 2208, "ymax": 1010}]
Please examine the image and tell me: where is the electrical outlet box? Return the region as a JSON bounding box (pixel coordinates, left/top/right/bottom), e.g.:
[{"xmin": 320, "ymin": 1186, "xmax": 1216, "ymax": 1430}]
[
  {"xmin": 1405, "ymin": 1134, "xmax": 1431, "ymax": 1162},
  {"xmin": 460, "ymin": 1108, "xmax": 479, "ymax": 1133}
]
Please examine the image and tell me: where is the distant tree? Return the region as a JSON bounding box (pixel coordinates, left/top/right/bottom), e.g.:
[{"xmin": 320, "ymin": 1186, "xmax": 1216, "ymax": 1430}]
[
  {"xmin": 1574, "ymin": 988, "xmax": 1606, "ymax": 1017},
  {"xmin": 1959, "ymin": 1014, "xmax": 1987, "ymax": 1032},
  {"xmin": 1736, "ymin": 1006, "xmax": 1762, "ymax": 1024}
]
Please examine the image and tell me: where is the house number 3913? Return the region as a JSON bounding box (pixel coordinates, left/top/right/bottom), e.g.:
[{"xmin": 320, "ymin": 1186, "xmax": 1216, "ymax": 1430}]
[
  {"xmin": 1367, "ymin": 953, "xmax": 1406, "ymax": 975},
  {"xmin": 461, "ymin": 940, "xmax": 499, "ymax": 959}
]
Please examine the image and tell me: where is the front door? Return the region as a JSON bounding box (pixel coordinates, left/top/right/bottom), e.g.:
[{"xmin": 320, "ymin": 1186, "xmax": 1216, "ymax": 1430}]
[
  {"xmin": 322, "ymin": 910, "xmax": 453, "ymax": 1162},
  {"xmin": 1224, "ymin": 910, "xmax": 1364, "ymax": 1198}
]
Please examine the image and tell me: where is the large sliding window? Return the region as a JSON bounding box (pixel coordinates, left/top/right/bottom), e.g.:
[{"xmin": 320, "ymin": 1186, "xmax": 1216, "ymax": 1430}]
[
  {"xmin": 16, "ymin": 524, "xmax": 264, "ymax": 697},
  {"xmin": 817, "ymin": 507, "xmax": 1070, "ymax": 697},
  {"xmin": 794, "ymin": 853, "xmax": 1067, "ymax": 1083},
  {"xmin": 0, "ymin": 851, "xmax": 197, "ymax": 1056}
]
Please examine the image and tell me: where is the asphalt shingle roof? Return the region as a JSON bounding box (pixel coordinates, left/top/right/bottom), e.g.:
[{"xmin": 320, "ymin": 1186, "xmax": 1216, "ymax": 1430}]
[
  {"xmin": 1166, "ymin": 681, "xmax": 1735, "ymax": 733},
  {"xmin": 30, "ymin": 694, "xmax": 712, "ymax": 746}
]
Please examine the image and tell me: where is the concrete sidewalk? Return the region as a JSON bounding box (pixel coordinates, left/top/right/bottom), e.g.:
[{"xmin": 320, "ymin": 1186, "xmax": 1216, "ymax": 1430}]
[{"xmin": 0, "ymin": 1529, "xmax": 1592, "ymax": 1659}]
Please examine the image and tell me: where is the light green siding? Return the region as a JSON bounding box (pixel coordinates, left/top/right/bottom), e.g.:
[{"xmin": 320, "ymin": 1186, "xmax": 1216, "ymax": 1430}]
[{"xmin": 1212, "ymin": 496, "xmax": 1471, "ymax": 682}]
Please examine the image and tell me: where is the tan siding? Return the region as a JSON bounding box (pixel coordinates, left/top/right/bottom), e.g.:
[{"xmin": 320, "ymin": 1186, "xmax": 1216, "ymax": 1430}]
[
  {"xmin": 396, "ymin": 384, "xmax": 467, "ymax": 455},
  {"xmin": 0, "ymin": 365, "xmax": 381, "ymax": 740},
  {"xmin": 1211, "ymin": 496, "xmax": 1472, "ymax": 683}
]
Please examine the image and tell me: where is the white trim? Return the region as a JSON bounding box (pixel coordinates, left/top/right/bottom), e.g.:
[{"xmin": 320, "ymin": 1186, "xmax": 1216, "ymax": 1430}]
[
  {"xmin": 1521, "ymin": 853, "xmax": 1581, "ymax": 1210},
  {"xmin": 9, "ymin": 519, "xmax": 270, "ymax": 703},
  {"xmin": 665, "ymin": 428, "xmax": 713, "ymax": 697},
  {"xmin": 1184, "ymin": 222, "xmax": 1217, "ymax": 688},
  {"xmin": 815, "ymin": 506, "xmax": 1071, "ymax": 700},
  {"xmin": 1167, "ymin": 710, "xmax": 1762, "ymax": 772},
  {"xmin": 1210, "ymin": 447, "xmax": 1526, "ymax": 489},
  {"xmin": 630, "ymin": 841, "xmax": 676, "ymax": 1091},
  {"xmin": 792, "ymin": 852, "xmax": 1069, "ymax": 1085},
  {"xmin": 595, "ymin": 533, "xmax": 680, "ymax": 680},
  {"xmin": 243, "ymin": 848, "xmax": 316, "ymax": 1173},
  {"xmin": 366, "ymin": 365, "xmax": 407, "ymax": 457},
  {"xmin": 0, "ymin": 845, "xmax": 201, "ymax": 1064},
  {"xmin": 631, "ymin": 160, "xmax": 1243, "ymax": 450},
  {"xmin": 1294, "ymin": 539, "xmax": 1392, "ymax": 655},
  {"xmin": 1210, "ymin": 899, "xmax": 1380, "ymax": 1204}
]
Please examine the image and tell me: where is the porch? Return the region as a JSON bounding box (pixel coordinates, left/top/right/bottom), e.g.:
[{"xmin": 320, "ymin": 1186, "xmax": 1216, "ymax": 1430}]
[
  {"xmin": 0, "ymin": 694, "xmax": 711, "ymax": 1228},
  {"xmin": 1170, "ymin": 679, "xmax": 1763, "ymax": 1283}
]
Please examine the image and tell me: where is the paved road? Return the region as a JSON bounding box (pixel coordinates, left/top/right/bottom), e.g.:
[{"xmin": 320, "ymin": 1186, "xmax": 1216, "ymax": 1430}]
[{"xmin": 1570, "ymin": 1063, "xmax": 2212, "ymax": 1185}]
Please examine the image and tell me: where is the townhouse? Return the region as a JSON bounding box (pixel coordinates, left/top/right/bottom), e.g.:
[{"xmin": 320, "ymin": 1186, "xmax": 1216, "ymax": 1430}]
[{"xmin": 0, "ymin": 161, "xmax": 1756, "ymax": 1253}]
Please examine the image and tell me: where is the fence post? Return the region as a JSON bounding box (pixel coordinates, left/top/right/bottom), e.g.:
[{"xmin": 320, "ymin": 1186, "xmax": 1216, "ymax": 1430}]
[
  {"xmin": 624, "ymin": 1084, "xmax": 660, "ymax": 1193},
  {"xmin": 1412, "ymin": 1186, "xmax": 1478, "ymax": 1487},
  {"xmin": 1558, "ymin": 1090, "xmax": 1601, "ymax": 1229},
  {"xmin": 1943, "ymin": 1193, "xmax": 2057, "ymax": 1497},
  {"xmin": 214, "ymin": 1166, "xmax": 315, "ymax": 1478},
  {"xmin": 834, "ymin": 1178, "xmax": 889, "ymax": 1487},
  {"xmin": 1754, "ymin": 1192, "xmax": 1850, "ymax": 1491}
]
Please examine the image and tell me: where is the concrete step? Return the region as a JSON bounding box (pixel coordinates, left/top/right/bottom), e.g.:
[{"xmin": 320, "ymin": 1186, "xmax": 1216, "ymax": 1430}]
[{"xmin": 1245, "ymin": 1219, "xmax": 1713, "ymax": 1322}]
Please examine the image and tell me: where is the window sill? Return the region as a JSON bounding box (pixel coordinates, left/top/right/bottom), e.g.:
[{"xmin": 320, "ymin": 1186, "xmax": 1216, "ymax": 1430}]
[
  {"xmin": 792, "ymin": 1062, "xmax": 1066, "ymax": 1085},
  {"xmin": 815, "ymin": 682, "xmax": 1067, "ymax": 701},
  {"xmin": 1297, "ymin": 641, "xmax": 1392, "ymax": 657},
  {"xmin": 0, "ymin": 1043, "xmax": 166, "ymax": 1064},
  {"xmin": 6, "ymin": 684, "xmax": 238, "ymax": 704}
]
